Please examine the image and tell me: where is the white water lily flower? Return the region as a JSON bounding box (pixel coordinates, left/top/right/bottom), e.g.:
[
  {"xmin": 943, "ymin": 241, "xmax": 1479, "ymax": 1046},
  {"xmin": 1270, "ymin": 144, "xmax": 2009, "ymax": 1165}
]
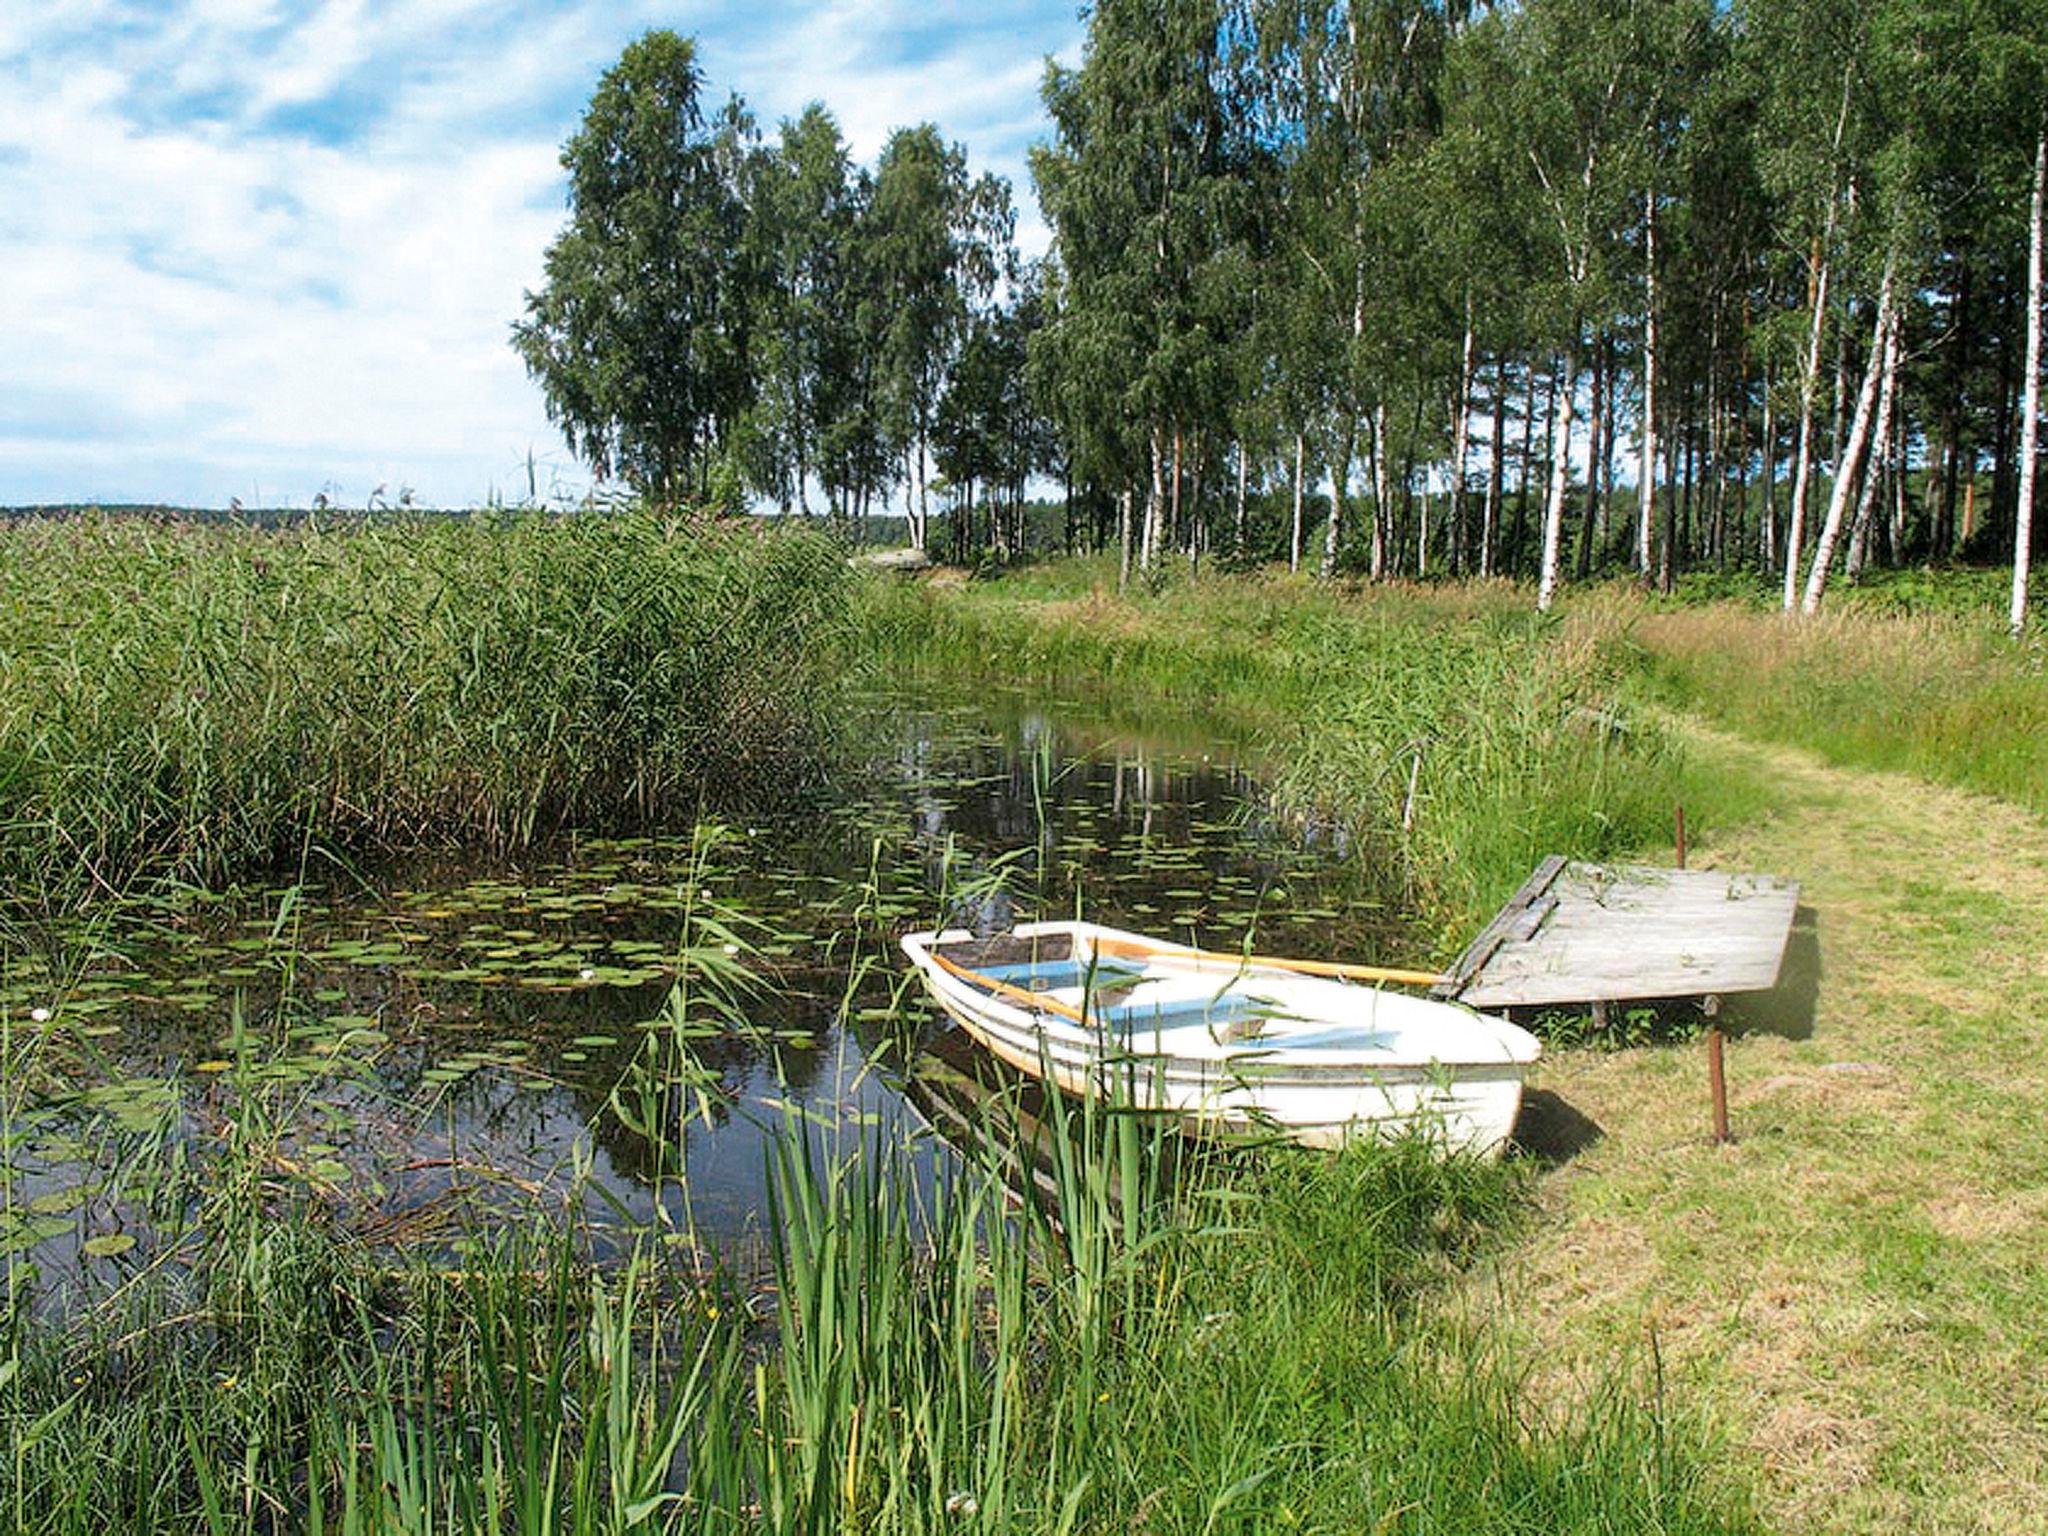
[
  {"xmin": 578, "ymin": 967, "xmax": 596, "ymax": 981},
  {"xmin": 722, "ymin": 943, "xmax": 739, "ymax": 956},
  {"xmin": 28, "ymin": 1006, "xmax": 51, "ymax": 1023}
]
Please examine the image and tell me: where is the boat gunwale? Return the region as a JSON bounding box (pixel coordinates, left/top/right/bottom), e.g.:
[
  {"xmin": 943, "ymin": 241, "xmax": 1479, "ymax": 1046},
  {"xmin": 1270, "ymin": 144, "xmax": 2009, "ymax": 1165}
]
[{"xmin": 902, "ymin": 920, "xmax": 1540, "ymax": 1073}]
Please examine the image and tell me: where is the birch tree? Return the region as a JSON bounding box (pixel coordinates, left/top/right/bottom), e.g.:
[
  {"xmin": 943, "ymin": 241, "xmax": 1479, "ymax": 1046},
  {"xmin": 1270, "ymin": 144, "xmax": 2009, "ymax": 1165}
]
[
  {"xmin": 2015, "ymin": 125, "xmax": 2045, "ymax": 636},
  {"xmin": 1801, "ymin": 254, "xmax": 1895, "ymax": 611}
]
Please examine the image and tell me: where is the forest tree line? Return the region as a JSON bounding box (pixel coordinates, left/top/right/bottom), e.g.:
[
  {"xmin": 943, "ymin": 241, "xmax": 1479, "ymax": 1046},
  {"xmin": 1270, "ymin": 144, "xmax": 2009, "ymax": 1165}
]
[{"xmin": 516, "ymin": 1, "xmax": 2048, "ymax": 625}]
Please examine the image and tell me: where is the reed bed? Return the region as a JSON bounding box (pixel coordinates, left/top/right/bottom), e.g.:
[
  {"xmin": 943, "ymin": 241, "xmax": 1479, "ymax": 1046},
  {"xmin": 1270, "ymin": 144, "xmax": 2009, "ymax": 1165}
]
[{"xmin": 0, "ymin": 513, "xmax": 852, "ymax": 915}]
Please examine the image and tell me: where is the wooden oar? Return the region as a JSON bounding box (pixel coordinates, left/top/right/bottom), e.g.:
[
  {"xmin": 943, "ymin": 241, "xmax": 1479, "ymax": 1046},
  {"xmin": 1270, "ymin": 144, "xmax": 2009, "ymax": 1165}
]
[
  {"xmin": 1092, "ymin": 935, "xmax": 1446, "ymax": 989},
  {"xmin": 927, "ymin": 950, "xmax": 1092, "ymax": 1024}
]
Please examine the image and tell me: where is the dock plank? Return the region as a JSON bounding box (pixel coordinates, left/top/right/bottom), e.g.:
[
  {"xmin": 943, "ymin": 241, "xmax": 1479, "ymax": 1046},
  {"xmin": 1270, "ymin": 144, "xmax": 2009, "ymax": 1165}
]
[{"xmin": 1448, "ymin": 861, "xmax": 1800, "ymax": 1009}]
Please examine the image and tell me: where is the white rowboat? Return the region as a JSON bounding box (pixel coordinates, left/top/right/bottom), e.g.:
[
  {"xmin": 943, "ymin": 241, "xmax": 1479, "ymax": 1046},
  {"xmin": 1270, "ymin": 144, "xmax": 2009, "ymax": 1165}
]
[{"xmin": 900, "ymin": 920, "xmax": 1540, "ymax": 1155}]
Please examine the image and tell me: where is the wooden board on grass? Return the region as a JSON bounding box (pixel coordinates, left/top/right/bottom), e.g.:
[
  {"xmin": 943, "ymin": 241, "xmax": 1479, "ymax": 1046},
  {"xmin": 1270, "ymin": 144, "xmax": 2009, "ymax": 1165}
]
[{"xmin": 1436, "ymin": 859, "xmax": 1800, "ymax": 1009}]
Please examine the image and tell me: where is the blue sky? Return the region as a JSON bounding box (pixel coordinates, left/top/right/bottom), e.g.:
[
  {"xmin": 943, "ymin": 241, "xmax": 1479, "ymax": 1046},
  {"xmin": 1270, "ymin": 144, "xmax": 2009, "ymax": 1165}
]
[{"xmin": 0, "ymin": 1, "xmax": 1083, "ymax": 509}]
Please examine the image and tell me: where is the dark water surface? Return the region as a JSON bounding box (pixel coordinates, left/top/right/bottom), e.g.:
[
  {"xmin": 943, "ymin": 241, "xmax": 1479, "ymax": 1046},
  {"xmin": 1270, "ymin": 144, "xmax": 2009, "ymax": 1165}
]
[{"xmin": 2, "ymin": 692, "xmax": 1412, "ymax": 1268}]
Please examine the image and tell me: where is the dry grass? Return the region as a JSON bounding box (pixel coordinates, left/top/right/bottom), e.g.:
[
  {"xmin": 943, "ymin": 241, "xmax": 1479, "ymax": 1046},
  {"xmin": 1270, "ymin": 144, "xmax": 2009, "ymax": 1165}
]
[
  {"xmin": 1619, "ymin": 597, "xmax": 2048, "ymax": 817},
  {"xmin": 1479, "ymin": 717, "xmax": 2048, "ymax": 1533}
]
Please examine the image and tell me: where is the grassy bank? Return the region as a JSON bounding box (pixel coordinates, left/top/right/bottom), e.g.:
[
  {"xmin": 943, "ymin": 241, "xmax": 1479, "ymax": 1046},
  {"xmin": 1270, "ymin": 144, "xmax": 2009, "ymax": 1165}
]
[
  {"xmin": 0, "ymin": 979, "xmax": 1755, "ymax": 1534},
  {"xmin": 0, "ymin": 513, "xmax": 852, "ymax": 916},
  {"xmin": 1492, "ymin": 717, "xmax": 2048, "ymax": 1531},
  {"xmin": 862, "ymin": 560, "xmax": 1758, "ymax": 942},
  {"xmin": 1622, "ymin": 595, "xmax": 2048, "ymax": 818}
]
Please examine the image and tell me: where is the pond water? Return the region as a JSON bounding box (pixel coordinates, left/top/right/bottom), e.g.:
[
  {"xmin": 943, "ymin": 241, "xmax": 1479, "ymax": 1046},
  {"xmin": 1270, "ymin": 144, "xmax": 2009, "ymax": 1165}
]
[{"xmin": 1, "ymin": 691, "xmax": 1413, "ymax": 1271}]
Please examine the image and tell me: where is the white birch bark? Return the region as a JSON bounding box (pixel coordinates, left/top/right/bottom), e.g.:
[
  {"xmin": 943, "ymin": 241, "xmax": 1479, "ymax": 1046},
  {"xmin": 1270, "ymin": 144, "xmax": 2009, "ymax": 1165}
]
[
  {"xmin": 1117, "ymin": 487, "xmax": 1132, "ymax": 591},
  {"xmin": 1783, "ymin": 80, "xmax": 1852, "ymax": 609},
  {"xmin": 1324, "ymin": 430, "xmax": 1349, "ymax": 577},
  {"xmin": 1536, "ymin": 348, "xmax": 1578, "ymax": 613},
  {"xmin": 1482, "ymin": 362, "xmax": 1503, "ymax": 578},
  {"xmin": 1846, "ymin": 302, "xmax": 1901, "ymax": 579},
  {"xmin": 1234, "ymin": 442, "xmax": 1249, "ymax": 559},
  {"xmin": 1370, "ymin": 402, "xmax": 1390, "ymax": 581},
  {"xmin": 916, "ymin": 436, "xmax": 932, "ymax": 551},
  {"xmin": 1290, "ymin": 431, "xmax": 1306, "ymax": 573},
  {"xmin": 2013, "ymin": 126, "xmax": 2045, "ymax": 638},
  {"xmin": 1450, "ymin": 299, "xmax": 1475, "ymax": 572},
  {"xmin": 1416, "ymin": 478, "xmax": 1430, "ymax": 576},
  {"xmin": 1639, "ymin": 188, "xmax": 1660, "ymax": 577},
  {"xmin": 1759, "ymin": 368, "xmax": 1777, "ymax": 572},
  {"xmin": 1142, "ymin": 428, "xmax": 1164, "ymax": 571},
  {"xmin": 1783, "ymin": 244, "xmax": 1832, "ymax": 608},
  {"xmin": 1802, "ymin": 256, "xmax": 1895, "ymax": 614}
]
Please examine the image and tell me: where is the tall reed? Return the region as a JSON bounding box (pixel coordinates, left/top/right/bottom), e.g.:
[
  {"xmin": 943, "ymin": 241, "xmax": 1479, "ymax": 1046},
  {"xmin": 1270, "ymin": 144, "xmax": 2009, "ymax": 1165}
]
[
  {"xmin": 0, "ymin": 918, "xmax": 1757, "ymax": 1532},
  {"xmin": 1625, "ymin": 595, "xmax": 2048, "ymax": 815},
  {"xmin": 1, "ymin": 512, "xmax": 852, "ymax": 916}
]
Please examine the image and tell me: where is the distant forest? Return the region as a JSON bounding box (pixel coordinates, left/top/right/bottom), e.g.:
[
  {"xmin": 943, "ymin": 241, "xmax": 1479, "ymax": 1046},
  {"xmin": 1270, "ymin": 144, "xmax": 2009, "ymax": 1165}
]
[{"xmin": 514, "ymin": 2, "xmax": 2048, "ymax": 623}]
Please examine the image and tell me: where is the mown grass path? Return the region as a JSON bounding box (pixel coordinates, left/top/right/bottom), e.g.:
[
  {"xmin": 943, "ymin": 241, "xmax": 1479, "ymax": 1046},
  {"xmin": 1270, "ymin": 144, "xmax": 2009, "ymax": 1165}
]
[{"xmin": 1501, "ymin": 715, "xmax": 2048, "ymax": 1534}]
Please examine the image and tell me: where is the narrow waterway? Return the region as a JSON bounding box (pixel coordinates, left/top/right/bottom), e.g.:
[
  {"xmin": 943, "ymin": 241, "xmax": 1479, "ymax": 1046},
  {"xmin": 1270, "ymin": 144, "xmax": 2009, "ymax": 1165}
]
[{"xmin": 2, "ymin": 690, "xmax": 1413, "ymax": 1269}]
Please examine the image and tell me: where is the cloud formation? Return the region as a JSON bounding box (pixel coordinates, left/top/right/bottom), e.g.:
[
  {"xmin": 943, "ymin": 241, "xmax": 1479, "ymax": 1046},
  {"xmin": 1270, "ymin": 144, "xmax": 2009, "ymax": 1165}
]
[{"xmin": 0, "ymin": 0, "xmax": 1079, "ymax": 508}]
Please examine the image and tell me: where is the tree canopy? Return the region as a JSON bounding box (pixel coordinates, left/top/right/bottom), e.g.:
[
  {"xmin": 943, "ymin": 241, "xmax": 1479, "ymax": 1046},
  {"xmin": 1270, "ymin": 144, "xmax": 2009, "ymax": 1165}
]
[{"xmin": 519, "ymin": 11, "xmax": 2048, "ymax": 625}]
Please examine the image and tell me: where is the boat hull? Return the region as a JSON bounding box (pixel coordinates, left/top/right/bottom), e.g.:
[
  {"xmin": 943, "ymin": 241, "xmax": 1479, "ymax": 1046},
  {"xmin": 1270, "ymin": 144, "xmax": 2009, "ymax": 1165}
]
[{"xmin": 903, "ymin": 921, "xmax": 1537, "ymax": 1156}]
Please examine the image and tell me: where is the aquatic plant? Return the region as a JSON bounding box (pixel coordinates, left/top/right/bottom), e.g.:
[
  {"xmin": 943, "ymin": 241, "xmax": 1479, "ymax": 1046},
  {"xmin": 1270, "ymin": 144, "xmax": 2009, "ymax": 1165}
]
[{"xmin": 857, "ymin": 568, "xmax": 1717, "ymax": 933}]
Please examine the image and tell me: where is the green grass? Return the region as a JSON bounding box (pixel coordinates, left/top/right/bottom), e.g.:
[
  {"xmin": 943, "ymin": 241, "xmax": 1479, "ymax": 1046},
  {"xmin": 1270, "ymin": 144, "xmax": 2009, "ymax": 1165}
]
[
  {"xmin": 1617, "ymin": 590, "xmax": 2048, "ymax": 818},
  {"xmin": 0, "ymin": 512, "xmax": 853, "ymax": 919},
  {"xmin": 860, "ymin": 562, "xmax": 1763, "ymax": 943}
]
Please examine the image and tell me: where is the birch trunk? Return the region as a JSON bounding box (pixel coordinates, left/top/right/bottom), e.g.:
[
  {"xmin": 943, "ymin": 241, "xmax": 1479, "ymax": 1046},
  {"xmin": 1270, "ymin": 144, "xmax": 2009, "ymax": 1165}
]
[
  {"xmin": 1847, "ymin": 302, "xmax": 1902, "ymax": 579},
  {"xmin": 1450, "ymin": 301, "xmax": 1475, "ymax": 574},
  {"xmin": 1783, "ymin": 79, "xmax": 1853, "ymax": 606},
  {"xmin": 1575, "ymin": 335, "xmax": 1604, "ymax": 578},
  {"xmin": 1233, "ymin": 443, "xmax": 1249, "ymax": 559},
  {"xmin": 1759, "ymin": 368, "xmax": 1776, "ymax": 573},
  {"xmin": 1371, "ymin": 403, "xmax": 1391, "ymax": 581},
  {"xmin": 1143, "ymin": 428, "xmax": 1164, "ymax": 571},
  {"xmin": 1117, "ymin": 487, "xmax": 1132, "ymax": 591},
  {"xmin": 1783, "ymin": 239, "xmax": 1832, "ymax": 608},
  {"xmin": 1325, "ymin": 429, "xmax": 1350, "ymax": 578},
  {"xmin": 2013, "ymin": 126, "xmax": 2045, "ymax": 638},
  {"xmin": 1170, "ymin": 426, "xmax": 1184, "ymax": 562},
  {"xmin": 1417, "ymin": 478, "xmax": 1430, "ymax": 576},
  {"xmin": 1536, "ymin": 346, "xmax": 1578, "ymax": 613},
  {"xmin": 1891, "ymin": 411, "xmax": 1909, "ymax": 561},
  {"xmin": 1483, "ymin": 362, "xmax": 1504, "ymax": 578},
  {"xmin": 1802, "ymin": 256, "xmax": 1896, "ymax": 614},
  {"xmin": 916, "ymin": 434, "xmax": 932, "ymax": 551},
  {"xmin": 1290, "ymin": 431, "xmax": 1306, "ymax": 573}
]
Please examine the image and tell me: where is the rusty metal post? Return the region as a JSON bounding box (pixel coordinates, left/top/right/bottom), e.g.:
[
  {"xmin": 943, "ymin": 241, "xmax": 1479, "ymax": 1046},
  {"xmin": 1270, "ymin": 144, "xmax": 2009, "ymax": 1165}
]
[
  {"xmin": 1706, "ymin": 1019, "xmax": 1731, "ymax": 1143},
  {"xmin": 1679, "ymin": 803, "xmax": 1732, "ymax": 1143}
]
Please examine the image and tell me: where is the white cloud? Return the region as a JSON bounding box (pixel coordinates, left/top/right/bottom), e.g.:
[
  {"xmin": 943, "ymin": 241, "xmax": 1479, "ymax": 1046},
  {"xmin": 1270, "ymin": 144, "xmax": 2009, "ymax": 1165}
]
[{"xmin": 0, "ymin": 0, "xmax": 1083, "ymax": 508}]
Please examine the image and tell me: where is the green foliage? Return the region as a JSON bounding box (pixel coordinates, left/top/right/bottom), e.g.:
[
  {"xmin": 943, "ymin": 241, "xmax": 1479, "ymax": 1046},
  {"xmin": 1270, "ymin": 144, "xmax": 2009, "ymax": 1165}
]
[
  {"xmin": 514, "ymin": 32, "xmax": 760, "ymax": 505},
  {"xmin": 0, "ymin": 512, "xmax": 853, "ymax": 915}
]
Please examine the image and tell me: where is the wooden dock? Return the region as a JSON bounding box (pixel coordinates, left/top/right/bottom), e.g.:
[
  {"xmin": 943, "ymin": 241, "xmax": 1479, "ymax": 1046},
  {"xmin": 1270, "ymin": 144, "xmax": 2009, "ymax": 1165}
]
[{"xmin": 1435, "ymin": 856, "xmax": 1801, "ymax": 1010}]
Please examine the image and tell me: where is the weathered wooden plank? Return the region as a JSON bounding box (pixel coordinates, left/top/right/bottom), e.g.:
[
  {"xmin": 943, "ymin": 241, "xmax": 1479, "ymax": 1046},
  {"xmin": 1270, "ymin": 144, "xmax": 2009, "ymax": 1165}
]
[
  {"xmin": 1452, "ymin": 860, "xmax": 1800, "ymax": 1009},
  {"xmin": 1432, "ymin": 855, "xmax": 1567, "ymax": 999}
]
